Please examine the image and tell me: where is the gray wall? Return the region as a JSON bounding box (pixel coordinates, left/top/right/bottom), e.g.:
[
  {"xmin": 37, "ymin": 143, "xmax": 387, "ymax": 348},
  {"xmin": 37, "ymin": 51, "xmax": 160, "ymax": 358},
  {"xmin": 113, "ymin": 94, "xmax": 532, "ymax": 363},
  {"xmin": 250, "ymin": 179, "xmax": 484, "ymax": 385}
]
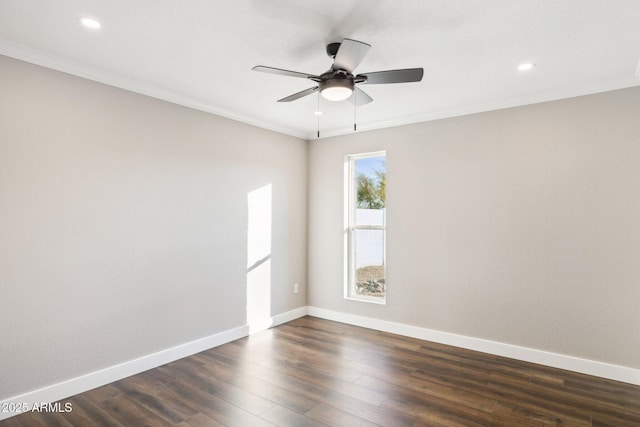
[
  {"xmin": 0, "ymin": 55, "xmax": 307, "ymax": 399},
  {"xmin": 309, "ymin": 87, "xmax": 640, "ymax": 370},
  {"xmin": 2, "ymin": 51, "xmax": 639, "ymax": 403}
]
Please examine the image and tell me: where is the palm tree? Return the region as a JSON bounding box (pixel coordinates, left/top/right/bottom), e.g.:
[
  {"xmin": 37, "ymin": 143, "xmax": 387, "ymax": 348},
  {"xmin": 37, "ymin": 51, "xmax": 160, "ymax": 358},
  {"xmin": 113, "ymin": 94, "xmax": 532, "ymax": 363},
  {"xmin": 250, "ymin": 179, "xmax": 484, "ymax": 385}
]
[
  {"xmin": 374, "ymin": 169, "xmax": 385, "ymax": 206},
  {"xmin": 357, "ymin": 171, "xmax": 385, "ymax": 209}
]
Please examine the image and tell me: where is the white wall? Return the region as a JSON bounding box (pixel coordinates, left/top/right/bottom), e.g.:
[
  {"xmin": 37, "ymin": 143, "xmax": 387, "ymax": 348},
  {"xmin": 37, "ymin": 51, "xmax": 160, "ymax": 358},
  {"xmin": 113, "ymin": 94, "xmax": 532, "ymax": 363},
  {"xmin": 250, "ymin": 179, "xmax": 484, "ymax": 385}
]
[
  {"xmin": 309, "ymin": 87, "xmax": 640, "ymax": 370},
  {"xmin": 0, "ymin": 55, "xmax": 307, "ymax": 400}
]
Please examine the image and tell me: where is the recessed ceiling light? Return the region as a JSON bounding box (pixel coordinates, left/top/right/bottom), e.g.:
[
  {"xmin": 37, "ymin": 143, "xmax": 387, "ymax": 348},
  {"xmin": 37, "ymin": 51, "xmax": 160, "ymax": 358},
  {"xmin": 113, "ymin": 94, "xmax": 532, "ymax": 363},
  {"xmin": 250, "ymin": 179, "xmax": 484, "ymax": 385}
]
[
  {"xmin": 80, "ymin": 17, "xmax": 101, "ymax": 30},
  {"xmin": 314, "ymin": 111, "xmax": 323, "ymax": 116},
  {"xmin": 517, "ymin": 62, "xmax": 535, "ymax": 71}
]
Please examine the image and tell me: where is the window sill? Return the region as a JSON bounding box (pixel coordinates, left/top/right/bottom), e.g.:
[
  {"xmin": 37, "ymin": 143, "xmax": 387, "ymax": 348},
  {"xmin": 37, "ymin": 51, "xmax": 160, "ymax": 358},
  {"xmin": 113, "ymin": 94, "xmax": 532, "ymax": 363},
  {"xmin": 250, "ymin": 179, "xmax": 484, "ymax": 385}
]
[{"xmin": 345, "ymin": 295, "xmax": 386, "ymax": 305}]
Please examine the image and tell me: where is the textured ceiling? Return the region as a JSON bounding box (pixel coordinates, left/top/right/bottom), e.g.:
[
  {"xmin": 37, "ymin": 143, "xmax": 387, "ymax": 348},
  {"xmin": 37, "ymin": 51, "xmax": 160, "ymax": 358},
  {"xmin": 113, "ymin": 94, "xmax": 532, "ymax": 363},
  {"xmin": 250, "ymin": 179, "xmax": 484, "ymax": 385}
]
[{"xmin": 1, "ymin": 0, "xmax": 639, "ymax": 139}]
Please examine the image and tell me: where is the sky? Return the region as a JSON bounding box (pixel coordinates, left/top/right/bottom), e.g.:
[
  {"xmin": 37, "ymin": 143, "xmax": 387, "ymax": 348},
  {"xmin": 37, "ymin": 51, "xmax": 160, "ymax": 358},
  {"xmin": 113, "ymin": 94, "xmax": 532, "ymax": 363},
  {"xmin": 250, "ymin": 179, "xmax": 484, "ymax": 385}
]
[{"xmin": 355, "ymin": 155, "xmax": 385, "ymax": 178}]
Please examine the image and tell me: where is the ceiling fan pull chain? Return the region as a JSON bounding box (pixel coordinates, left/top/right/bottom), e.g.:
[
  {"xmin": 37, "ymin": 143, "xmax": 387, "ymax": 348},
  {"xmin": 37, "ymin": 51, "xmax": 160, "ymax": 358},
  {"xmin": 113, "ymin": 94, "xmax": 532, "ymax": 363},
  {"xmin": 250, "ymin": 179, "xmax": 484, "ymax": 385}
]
[
  {"xmin": 354, "ymin": 90, "xmax": 357, "ymax": 131},
  {"xmin": 317, "ymin": 91, "xmax": 321, "ymax": 139}
]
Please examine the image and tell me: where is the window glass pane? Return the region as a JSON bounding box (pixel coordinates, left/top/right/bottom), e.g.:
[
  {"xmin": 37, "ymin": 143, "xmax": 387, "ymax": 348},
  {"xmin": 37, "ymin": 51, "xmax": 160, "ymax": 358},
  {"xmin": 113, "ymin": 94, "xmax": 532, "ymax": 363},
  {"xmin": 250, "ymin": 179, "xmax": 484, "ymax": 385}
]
[
  {"xmin": 354, "ymin": 156, "xmax": 385, "ymax": 226},
  {"xmin": 354, "ymin": 229, "xmax": 385, "ymax": 298}
]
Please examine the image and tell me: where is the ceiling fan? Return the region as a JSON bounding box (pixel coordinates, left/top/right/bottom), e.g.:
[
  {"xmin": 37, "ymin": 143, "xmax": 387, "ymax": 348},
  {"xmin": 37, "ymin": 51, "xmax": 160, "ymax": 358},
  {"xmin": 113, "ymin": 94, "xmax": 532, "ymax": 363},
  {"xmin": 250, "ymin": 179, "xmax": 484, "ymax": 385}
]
[{"xmin": 252, "ymin": 38, "xmax": 423, "ymax": 106}]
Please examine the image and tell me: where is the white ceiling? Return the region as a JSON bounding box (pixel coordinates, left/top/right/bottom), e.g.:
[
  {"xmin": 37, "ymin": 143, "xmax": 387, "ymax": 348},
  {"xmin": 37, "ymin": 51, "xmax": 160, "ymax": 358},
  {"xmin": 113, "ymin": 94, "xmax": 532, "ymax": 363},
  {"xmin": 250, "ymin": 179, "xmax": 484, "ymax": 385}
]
[{"xmin": 1, "ymin": 0, "xmax": 639, "ymax": 139}]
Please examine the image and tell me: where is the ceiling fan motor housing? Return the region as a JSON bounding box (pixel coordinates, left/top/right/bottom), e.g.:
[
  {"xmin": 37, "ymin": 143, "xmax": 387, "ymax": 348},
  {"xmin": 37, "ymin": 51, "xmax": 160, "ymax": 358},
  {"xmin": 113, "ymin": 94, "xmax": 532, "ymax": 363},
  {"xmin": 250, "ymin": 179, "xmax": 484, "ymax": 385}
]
[{"xmin": 326, "ymin": 42, "xmax": 341, "ymax": 59}]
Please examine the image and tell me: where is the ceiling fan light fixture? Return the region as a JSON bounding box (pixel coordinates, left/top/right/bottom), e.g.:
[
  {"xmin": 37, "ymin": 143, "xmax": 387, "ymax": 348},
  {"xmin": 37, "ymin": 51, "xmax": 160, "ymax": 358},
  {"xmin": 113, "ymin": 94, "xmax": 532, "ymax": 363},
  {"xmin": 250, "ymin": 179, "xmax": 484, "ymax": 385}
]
[{"xmin": 320, "ymin": 78, "xmax": 353, "ymax": 101}]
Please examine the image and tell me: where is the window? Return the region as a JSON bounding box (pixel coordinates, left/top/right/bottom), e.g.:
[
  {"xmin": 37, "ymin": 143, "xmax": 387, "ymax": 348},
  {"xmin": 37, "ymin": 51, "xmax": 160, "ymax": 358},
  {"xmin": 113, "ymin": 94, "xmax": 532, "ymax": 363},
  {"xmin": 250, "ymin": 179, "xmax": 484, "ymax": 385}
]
[{"xmin": 345, "ymin": 152, "xmax": 386, "ymax": 303}]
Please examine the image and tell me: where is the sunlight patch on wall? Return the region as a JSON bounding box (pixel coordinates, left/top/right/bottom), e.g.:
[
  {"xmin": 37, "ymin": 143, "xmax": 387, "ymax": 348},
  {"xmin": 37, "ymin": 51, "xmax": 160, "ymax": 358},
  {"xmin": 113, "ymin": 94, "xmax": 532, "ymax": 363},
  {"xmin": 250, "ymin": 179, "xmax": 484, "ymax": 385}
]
[{"xmin": 246, "ymin": 184, "xmax": 273, "ymax": 333}]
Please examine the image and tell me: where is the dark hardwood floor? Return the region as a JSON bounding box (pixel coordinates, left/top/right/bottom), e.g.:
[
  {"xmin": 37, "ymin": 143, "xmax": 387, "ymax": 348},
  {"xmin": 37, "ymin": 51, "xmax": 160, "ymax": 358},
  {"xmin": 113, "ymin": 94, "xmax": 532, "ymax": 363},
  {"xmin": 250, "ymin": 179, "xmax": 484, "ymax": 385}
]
[{"xmin": 3, "ymin": 316, "xmax": 639, "ymax": 426}]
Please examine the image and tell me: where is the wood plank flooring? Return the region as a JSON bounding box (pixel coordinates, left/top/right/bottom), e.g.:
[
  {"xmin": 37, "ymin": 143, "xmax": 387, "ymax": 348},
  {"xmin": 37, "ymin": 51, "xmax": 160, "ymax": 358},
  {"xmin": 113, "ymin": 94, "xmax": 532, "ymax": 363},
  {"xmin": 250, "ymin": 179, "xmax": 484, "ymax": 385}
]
[{"xmin": 3, "ymin": 316, "xmax": 639, "ymax": 426}]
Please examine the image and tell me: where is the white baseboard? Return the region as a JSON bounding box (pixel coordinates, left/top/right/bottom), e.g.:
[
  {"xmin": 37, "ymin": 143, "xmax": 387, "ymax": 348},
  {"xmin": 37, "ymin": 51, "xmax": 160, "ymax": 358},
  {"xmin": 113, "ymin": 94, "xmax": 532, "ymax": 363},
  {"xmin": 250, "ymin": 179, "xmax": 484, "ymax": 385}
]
[
  {"xmin": 0, "ymin": 306, "xmax": 309, "ymax": 421},
  {"xmin": 306, "ymin": 306, "xmax": 640, "ymax": 386},
  {"xmin": 248, "ymin": 306, "xmax": 309, "ymax": 334},
  {"xmin": 3, "ymin": 305, "xmax": 638, "ymax": 421},
  {"xmin": 271, "ymin": 306, "xmax": 309, "ymax": 327}
]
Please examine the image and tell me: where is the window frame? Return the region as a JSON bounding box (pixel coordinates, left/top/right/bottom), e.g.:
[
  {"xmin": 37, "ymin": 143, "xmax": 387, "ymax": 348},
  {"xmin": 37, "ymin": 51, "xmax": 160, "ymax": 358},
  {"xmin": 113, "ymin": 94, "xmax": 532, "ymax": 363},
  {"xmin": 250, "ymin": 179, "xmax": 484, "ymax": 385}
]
[{"xmin": 344, "ymin": 151, "xmax": 387, "ymax": 304}]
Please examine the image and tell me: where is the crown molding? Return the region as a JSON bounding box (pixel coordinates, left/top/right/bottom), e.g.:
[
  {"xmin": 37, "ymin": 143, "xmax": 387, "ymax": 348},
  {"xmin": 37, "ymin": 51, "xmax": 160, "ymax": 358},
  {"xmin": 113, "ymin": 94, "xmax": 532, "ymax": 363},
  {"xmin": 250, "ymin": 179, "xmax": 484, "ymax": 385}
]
[
  {"xmin": 2, "ymin": 39, "xmax": 639, "ymax": 143},
  {"xmin": 309, "ymin": 78, "xmax": 640, "ymax": 140},
  {"xmin": 0, "ymin": 39, "xmax": 308, "ymax": 140}
]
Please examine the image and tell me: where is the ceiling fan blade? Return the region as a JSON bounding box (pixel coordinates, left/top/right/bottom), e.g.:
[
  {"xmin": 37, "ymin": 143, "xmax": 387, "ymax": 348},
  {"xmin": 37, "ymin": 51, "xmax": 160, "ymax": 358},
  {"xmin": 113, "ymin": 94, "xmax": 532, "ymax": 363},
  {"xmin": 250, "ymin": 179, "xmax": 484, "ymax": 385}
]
[
  {"xmin": 252, "ymin": 65, "xmax": 320, "ymax": 80},
  {"xmin": 348, "ymin": 87, "xmax": 373, "ymax": 106},
  {"xmin": 332, "ymin": 38, "xmax": 371, "ymax": 73},
  {"xmin": 357, "ymin": 68, "xmax": 424, "ymax": 84},
  {"xmin": 277, "ymin": 86, "xmax": 319, "ymax": 102}
]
